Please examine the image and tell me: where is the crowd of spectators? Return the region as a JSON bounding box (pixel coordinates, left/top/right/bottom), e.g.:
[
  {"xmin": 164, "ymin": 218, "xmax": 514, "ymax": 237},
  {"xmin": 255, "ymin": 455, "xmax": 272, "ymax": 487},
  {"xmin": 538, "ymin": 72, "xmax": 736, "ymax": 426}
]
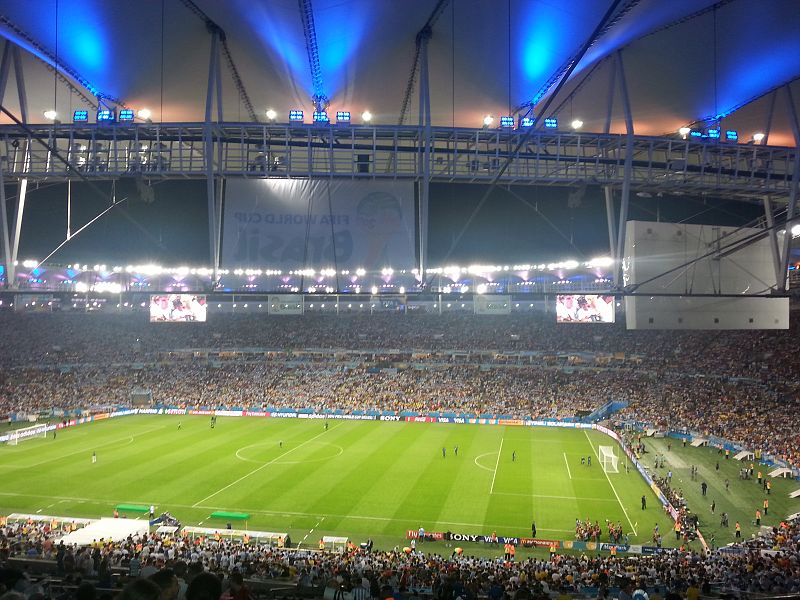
[
  {"xmin": 2, "ymin": 515, "xmax": 800, "ymax": 598},
  {"xmin": 1, "ymin": 311, "xmax": 799, "ymax": 467}
]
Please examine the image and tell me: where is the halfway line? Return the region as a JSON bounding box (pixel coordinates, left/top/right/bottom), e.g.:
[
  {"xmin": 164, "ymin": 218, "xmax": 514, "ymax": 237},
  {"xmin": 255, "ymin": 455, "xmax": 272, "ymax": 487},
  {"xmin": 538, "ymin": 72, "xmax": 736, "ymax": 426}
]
[
  {"xmin": 192, "ymin": 424, "xmax": 339, "ymax": 507},
  {"xmin": 489, "ymin": 436, "xmax": 504, "ymax": 494}
]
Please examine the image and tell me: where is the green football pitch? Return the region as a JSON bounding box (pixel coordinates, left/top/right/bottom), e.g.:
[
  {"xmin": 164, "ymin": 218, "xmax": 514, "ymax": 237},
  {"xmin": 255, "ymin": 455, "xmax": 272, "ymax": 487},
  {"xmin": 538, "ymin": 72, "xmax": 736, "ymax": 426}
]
[{"xmin": 1, "ymin": 416, "xmax": 795, "ymax": 555}]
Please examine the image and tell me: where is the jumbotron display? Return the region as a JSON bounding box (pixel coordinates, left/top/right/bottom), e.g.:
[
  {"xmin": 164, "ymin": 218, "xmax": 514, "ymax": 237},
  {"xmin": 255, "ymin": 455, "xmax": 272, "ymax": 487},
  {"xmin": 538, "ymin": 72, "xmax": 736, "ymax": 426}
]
[
  {"xmin": 556, "ymin": 294, "xmax": 614, "ymax": 323},
  {"xmin": 149, "ymin": 294, "xmax": 207, "ymax": 322}
]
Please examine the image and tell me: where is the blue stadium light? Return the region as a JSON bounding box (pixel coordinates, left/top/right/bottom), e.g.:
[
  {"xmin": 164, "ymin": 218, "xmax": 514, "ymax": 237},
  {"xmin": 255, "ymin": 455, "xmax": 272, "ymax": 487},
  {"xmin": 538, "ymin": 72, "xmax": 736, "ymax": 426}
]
[
  {"xmin": 707, "ymin": 128, "xmax": 720, "ymax": 139},
  {"xmin": 289, "ymin": 110, "xmax": 304, "ymax": 122},
  {"xmin": 520, "ymin": 117, "xmax": 534, "ymax": 128},
  {"xmin": 118, "ymin": 109, "xmax": 135, "ymax": 122},
  {"xmin": 73, "ymin": 110, "xmax": 88, "ymax": 122},
  {"xmin": 313, "ymin": 111, "xmax": 330, "ymax": 123},
  {"xmin": 97, "ymin": 109, "xmax": 115, "ymax": 122},
  {"xmin": 544, "ymin": 117, "xmax": 558, "ymax": 129},
  {"xmin": 336, "ymin": 111, "xmax": 351, "ymax": 123},
  {"xmin": 500, "ymin": 116, "xmax": 514, "ymax": 128},
  {"xmin": 689, "ymin": 129, "xmax": 703, "ymax": 138},
  {"xmin": 725, "ymin": 130, "xmax": 738, "ymax": 142}
]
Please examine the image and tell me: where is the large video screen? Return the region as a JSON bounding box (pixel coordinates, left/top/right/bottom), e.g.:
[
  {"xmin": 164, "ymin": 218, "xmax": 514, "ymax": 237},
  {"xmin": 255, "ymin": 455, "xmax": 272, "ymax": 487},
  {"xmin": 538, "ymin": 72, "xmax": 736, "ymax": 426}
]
[
  {"xmin": 149, "ymin": 294, "xmax": 207, "ymax": 322},
  {"xmin": 556, "ymin": 294, "xmax": 614, "ymax": 323}
]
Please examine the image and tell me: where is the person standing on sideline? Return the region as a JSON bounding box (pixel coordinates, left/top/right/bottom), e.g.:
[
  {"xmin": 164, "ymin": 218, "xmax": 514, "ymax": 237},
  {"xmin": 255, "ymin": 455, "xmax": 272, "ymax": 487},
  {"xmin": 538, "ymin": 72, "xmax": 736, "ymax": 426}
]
[
  {"xmin": 701, "ymin": 481, "xmax": 707, "ymax": 496},
  {"xmin": 531, "ymin": 521, "xmax": 537, "ymax": 537},
  {"xmin": 512, "ymin": 451, "xmax": 516, "ymax": 462},
  {"xmin": 442, "ymin": 447, "xmax": 446, "ymax": 458},
  {"xmin": 454, "ymin": 445, "xmax": 458, "ymax": 456},
  {"xmin": 710, "ymin": 500, "xmax": 716, "ymax": 514},
  {"xmin": 763, "ymin": 498, "xmax": 768, "ymax": 515},
  {"xmin": 150, "ymin": 505, "xmax": 155, "ymax": 521},
  {"xmin": 92, "ymin": 451, "xmax": 96, "ymax": 464},
  {"xmin": 641, "ymin": 495, "xmax": 647, "ymax": 510},
  {"xmin": 755, "ymin": 509, "xmax": 761, "ymax": 526},
  {"xmin": 735, "ymin": 521, "xmax": 741, "ymax": 537}
]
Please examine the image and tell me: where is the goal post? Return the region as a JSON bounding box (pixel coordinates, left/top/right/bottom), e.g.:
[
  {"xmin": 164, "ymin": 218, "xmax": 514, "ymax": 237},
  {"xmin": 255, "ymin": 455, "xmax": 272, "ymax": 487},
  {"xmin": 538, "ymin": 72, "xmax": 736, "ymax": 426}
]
[
  {"xmin": 7, "ymin": 423, "xmax": 50, "ymax": 446},
  {"xmin": 599, "ymin": 445, "xmax": 619, "ymax": 473}
]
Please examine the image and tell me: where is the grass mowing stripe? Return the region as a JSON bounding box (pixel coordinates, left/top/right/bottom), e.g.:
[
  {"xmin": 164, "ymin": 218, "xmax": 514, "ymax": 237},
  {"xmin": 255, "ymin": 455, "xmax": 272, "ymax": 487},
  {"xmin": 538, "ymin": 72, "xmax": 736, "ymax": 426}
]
[
  {"xmin": 191, "ymin": 423, "xmax": 341, "ymax": 507},
  {"xmin": 491, "ymin": 491, "xmax": 619, "ymax": 502},
  {"xmin": 489, "ymin": 434, "xmax": 504, "ymax": 493},
  {"xmin": 584, "ymin": 429, "xmax": 638, "ymax": 536}
]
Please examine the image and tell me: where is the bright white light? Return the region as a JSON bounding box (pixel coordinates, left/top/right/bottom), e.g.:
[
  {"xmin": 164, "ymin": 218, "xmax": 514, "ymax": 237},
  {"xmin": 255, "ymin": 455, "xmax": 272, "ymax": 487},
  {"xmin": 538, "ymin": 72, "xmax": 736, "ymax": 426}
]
[
  {"xmin": 266, "ymin": 109, "xmax": 277, "ymax": 120},
  {"xmin": 22, "ymin": 259, "xmax": 38, "ymax": 269},
  {"xmin": 75, "ymin": 282, "xmax": 89, "ymax": 293},
  {"xmin": 483, "ymin": 115, "xmax": 494, "ymax": 127},
  {"xmin": 371, "ymin": 286, "xmax": 378, "ymax": 295},
  {"xmin": 678, "ymin": 127, "xmax": 691, "ymax": 137},
  {"xmin": 361, "ymin": 110, "xmax": 372, "ymax": 122},
  {"xmin": 476, "ymin": 283, "xmax": 487, "ymax": 294},
  {"xmin": 753, "ymin": 132, "xmax": 765, "ymax": 142},
  {"xmin": 398, "ymin": 286, "xmax": 405, "ymax": 294},
  {"xmin": 43, "ymin": 110, "xmax": 57, "ymax": 121},
  {"xmin": 571, "ymin": 119, "xmax": 583, "ymax": 130},
  {"xmin": 791, "ymin": 224, "xmax": 800, "ymax": 237},
  {"xmin": 587, "ymin": 256, "xmax": 614, "ymax": 268},
  {"xmin": 137, "ymin": 108, "xmax": 152, "ymax": 120}
]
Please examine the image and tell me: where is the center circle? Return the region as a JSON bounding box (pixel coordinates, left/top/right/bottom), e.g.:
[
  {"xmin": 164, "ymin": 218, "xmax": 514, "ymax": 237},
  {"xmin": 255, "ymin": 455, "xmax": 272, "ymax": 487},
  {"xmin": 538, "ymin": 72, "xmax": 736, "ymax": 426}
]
[{"xmin": 235, "ymin": 441, "xmax": 344, "ymax": 465}]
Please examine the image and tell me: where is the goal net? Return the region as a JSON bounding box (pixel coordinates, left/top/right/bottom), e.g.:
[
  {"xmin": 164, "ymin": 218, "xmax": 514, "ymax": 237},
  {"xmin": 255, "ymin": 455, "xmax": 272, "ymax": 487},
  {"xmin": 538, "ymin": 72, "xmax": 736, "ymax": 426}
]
[
  {"xmin": 7, "ymin": 423, "xmax": 49, "ymax": 446},
  {"xmin": 599, "ymin": 445, "xmax": 619, "ymax": 473}
]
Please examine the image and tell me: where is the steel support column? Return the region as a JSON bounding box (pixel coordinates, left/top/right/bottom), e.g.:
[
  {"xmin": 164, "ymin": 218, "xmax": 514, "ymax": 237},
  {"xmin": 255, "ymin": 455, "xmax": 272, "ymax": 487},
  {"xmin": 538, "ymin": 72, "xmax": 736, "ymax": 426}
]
[
  {"xmin": 11, "ymin": 46, "xmax": 27, "ymax": 124},
  {"xmin": 778, "ymin": 84, "xmax": 800, "ymax": 292},
  {"xmin": 9, "ymin": 178, "xmax": 27, "ymax": 288},
  {"xmin": 614, "ymin": 50, "xmax": 634, "ymax": 287},
  {"xmin": 604, "ymin": 186, "xmax": 617, "ymax": 261},
  {"xmin": 204, "ymin": 30, "xmax": 221, "ymax": 286},
  {"xmin": 603, "ymin": 59, "xmax": 617, "ymax": 135},
  {"xmin": 0, "ymin": 161, "xmax": 12, "ymax": 289},
  {"xmin": 762, "ymin": 197, "xmax": 783, "ymax": 289},
  {"xmin": 417, "ymin": 34, "xmax": 432, "ymax": 287}
]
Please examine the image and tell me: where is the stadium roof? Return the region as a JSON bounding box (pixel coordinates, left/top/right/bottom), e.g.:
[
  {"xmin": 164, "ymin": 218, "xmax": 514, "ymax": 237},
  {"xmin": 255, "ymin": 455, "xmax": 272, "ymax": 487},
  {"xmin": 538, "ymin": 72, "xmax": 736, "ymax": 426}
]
[{"xmin": 0, "ymin": 0, "xmax": 799, "ymax": 145}]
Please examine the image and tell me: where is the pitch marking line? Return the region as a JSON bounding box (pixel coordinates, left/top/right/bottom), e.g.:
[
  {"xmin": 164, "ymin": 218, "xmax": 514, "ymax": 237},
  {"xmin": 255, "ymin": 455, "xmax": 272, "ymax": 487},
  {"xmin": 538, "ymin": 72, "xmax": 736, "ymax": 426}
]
[
  {"xmin": 584, "ymin": 430, "xmax": 638, "ymax": 536},
  {"xmin": 491, "ymin": 491, "xmax": 619, "ymax": 502},
  {"xmin": 0, "ymin": 490, "xmax": 574, "ymax": 533},
  {"xmin": 489, "ymin": 436, "xmax": 504, "ymax": 494},
  {"xmin": 192, "ymin": 424, "xmax": 340, "ymax": 507},
  {"xmin": 0, "ymin": 425, "xmax": 167, "ymax": 470},
  {"xmin": 563, "ymin": 452, "xmax": 573, "ymax": 480},
  {"xmin": 473, "ymin": 451, "xmax": 498, "ymax": 472}
]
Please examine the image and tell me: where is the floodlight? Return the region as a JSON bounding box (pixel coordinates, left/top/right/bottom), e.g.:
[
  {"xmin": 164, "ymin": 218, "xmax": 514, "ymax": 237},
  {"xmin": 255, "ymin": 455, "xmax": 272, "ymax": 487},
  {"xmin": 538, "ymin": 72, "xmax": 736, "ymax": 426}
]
[
  {"xmin": 571, "ymin": 119, "xmax": 583, "ymax": 130},
  {"xmin": 97, "ymin": 109, "xmax": 115, "ymax": 122},
  {"xmin": 43, "ymin": 110, "xmax": 58, "ymax": 121},
  {"xmin": 313, "ymin": 111, "xmax": 329, "ymax": 123},
  {"xmin": 689, "ymin": 129, "xmax": 703, "ymax": 138},
  {"xmin": 336, "ymin": 111, "xmax": 351, "ymax": 123},
  {"xmin": 499, "ymin": 116, "xmax": 514, "ymax": 128},
  {"xmin": 520, "ymin": 117, "xmax": 534, "ymax": 127},
  {"xmin": 361, "ymin": 110, "xmax": 372, "ymax": 122},
  {"xmin": 753, "ymin": 132, "xmax": 765, "ymax": 142},
  {"xmin": 483, "ymin": 115, "xmax": 494, "ymax": 127},
  {"xmin": 678, "ymin": 126, "xmax": 691, "ymax": 137},
  {"xmin": 118, "ymin": 109, "xmax": 135, "ymax": 121},
  {"xmin": 706, "ymin": 128, "xmax": 720, "ymax": 139},
  {"xmin": 544, "ymin": 117, "xmax": 558, "ymax": 129},
  {"xmin": 289, "ymin": 110, "xmax": 304, "ymax": 121},
  {"xmin": 137, "ymin": 108, "xmax": 152, "ymax": 120},
  {"xmin": 73, "ymin": 110, "xmax": 89, "ymax": 122},
  {"xmin": 265, "ymin": 109, "xmax": 277, "ymax": 120},
  {"xmin": 725, "ymin": 130, "xmax": 738, "ymax": 142}
]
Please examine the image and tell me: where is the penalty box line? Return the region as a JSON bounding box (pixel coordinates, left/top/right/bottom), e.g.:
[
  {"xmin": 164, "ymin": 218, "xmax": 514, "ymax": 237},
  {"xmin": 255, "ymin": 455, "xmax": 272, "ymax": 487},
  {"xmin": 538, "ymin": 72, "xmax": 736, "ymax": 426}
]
[
  {"xmin": 191, "ymin": 424, "xmax": 341, "ymax": 507},
  {"xmin": 584, "ymin": 430, "xmax": 638, "ymax": 536}
]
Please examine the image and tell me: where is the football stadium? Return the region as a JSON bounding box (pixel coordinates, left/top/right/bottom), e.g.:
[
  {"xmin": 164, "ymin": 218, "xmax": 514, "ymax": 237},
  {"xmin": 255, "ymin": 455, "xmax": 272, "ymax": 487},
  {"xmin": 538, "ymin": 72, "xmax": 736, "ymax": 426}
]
[{"xmin": 1, "ymin": 1, "xmax": 800, "ymax": 599}]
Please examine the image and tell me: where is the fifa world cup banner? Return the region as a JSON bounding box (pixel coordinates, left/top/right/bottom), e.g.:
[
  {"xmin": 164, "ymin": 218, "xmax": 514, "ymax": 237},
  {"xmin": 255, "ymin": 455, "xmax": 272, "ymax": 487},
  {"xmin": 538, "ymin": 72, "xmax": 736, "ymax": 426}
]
[{"xmin": 223, "ymin": 179, "xmax": 416, "ymax": 271}]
